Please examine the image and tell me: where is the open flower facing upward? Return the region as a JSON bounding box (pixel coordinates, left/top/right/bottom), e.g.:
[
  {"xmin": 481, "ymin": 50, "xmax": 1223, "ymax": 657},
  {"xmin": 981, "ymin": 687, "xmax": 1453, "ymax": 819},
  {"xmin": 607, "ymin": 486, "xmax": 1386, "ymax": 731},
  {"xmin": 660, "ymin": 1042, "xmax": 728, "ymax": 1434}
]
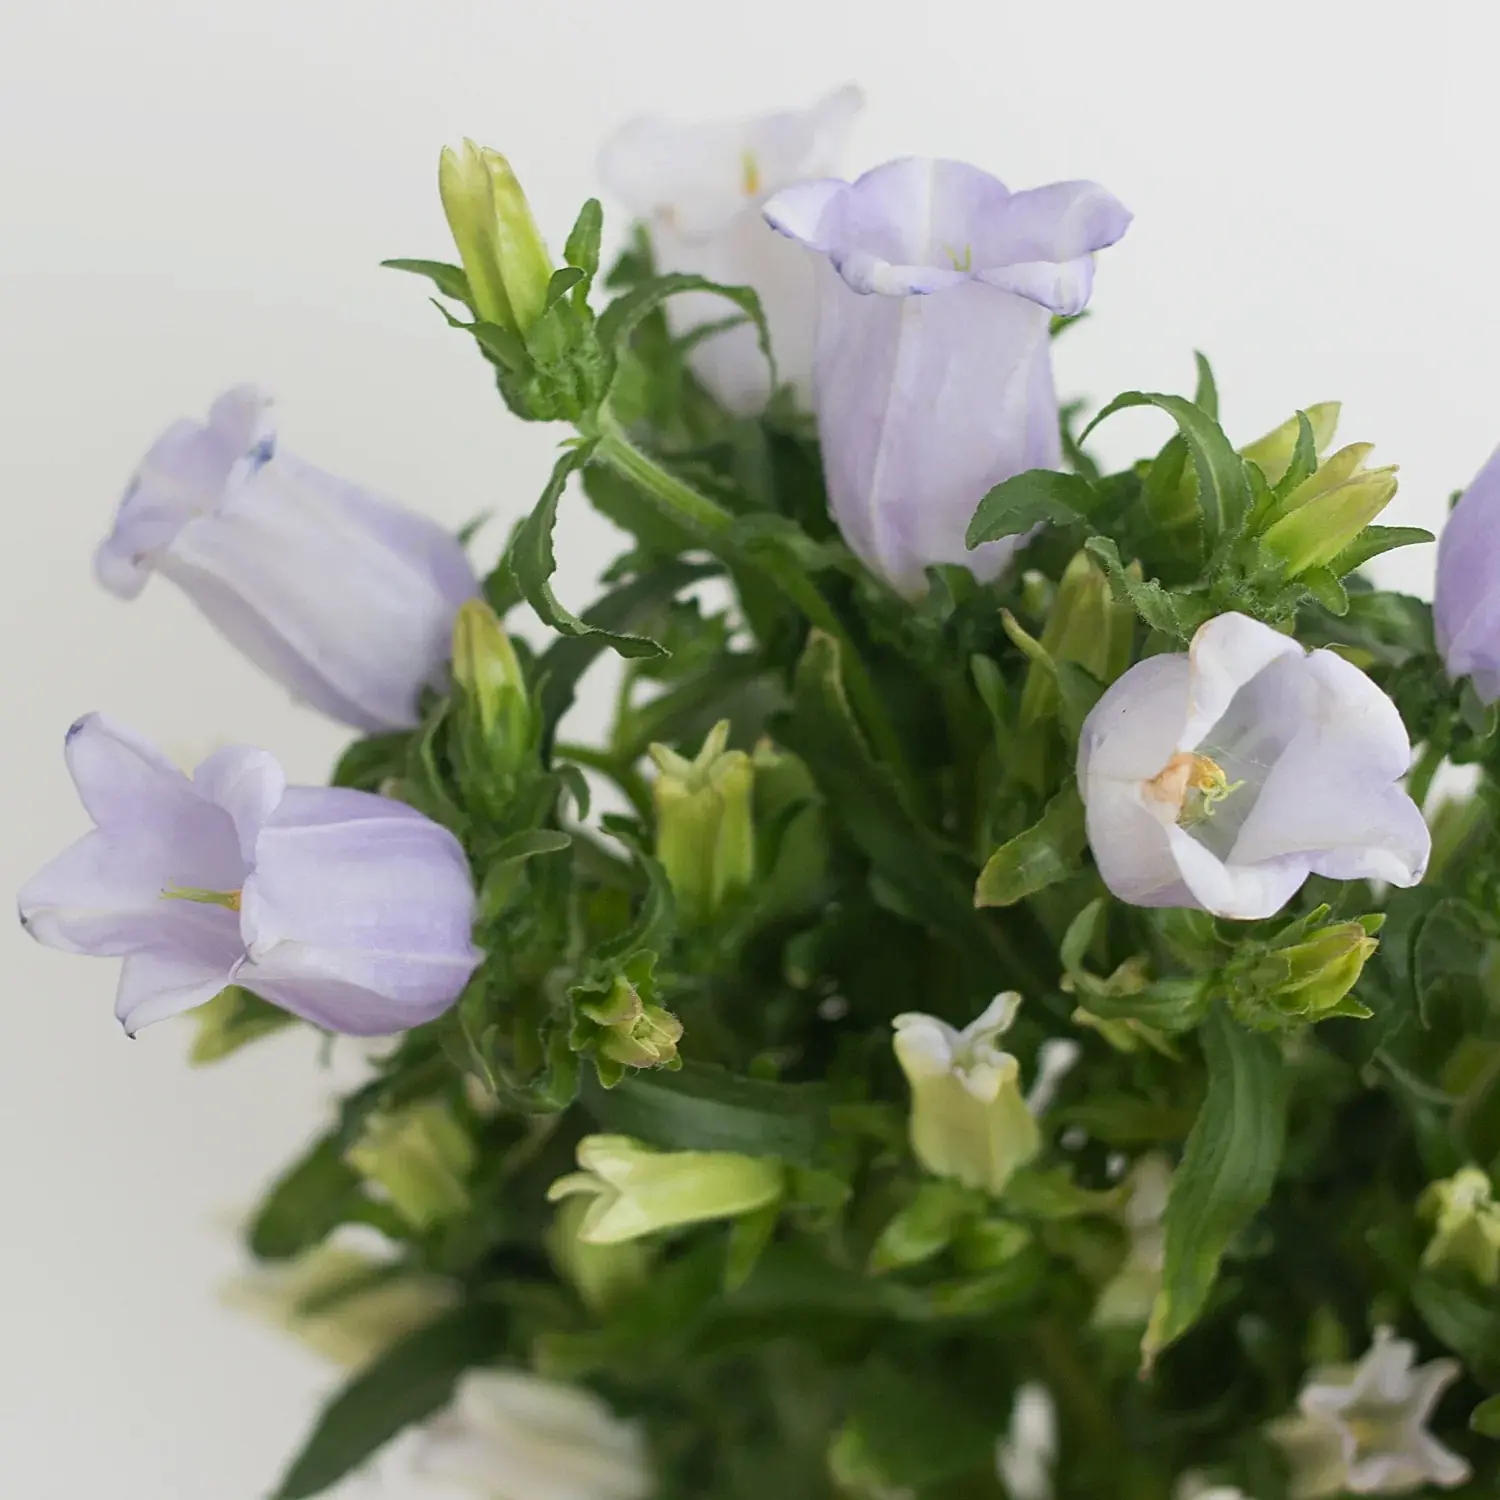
[
  {"xmin": 599, "ymin": 86, "xmax": 862, "ymax": 413},
  {"xmin": 409, "ymin": 1369, "xmax": 651, "ymax": 1500},
  {"xmin": 18, "ymin": 714, "xmax": 481, "ymax": 1035},
  {"xmin": 1267, "ymin": 1329, "xmax": 1469, "ymax": 1496},
  {"xmin": 764, "ymin": 158, "xmax": 1130, "ymax": 596},
  {"xmin": 1077, "ymin": 612, "xmax": 1429, "ymax": 920},
  {"xmin": 95, "ymin": 387, "xmax": 479, "ymax": 731},
  {"xmin": 892, "ymin": 992, "xmax": 1041, "ymax": 1196},
  {"xmin": 1435, "ymin": 444, "xmax": 1500, "ymax": 702}
]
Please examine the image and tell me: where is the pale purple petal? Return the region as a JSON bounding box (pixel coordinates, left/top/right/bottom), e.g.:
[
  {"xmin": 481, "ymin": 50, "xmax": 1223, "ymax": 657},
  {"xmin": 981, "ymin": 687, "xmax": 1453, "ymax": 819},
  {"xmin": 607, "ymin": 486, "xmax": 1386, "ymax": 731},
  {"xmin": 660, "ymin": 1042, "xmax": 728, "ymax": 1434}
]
[
  {"xmin": 1084, "ymin": 782, "xmax": 1193, "ymax": 907},
  {"xmin": 1435, "ymin": 445, "xmax": 1500, "ymax": 701},
  {"xmin": 987, "ymin": 181, "xmax": 1135, "ymax": 266},
  {"xmin": 1164, "ymin": 823, "xmax": 1311, "ymax": 921},
  {"xmin": 64, "ymin": 712, "xmax": 196, "ymax": 826},
  {"xmin": 114, "ymin": 924, "xmax": 245, "ymax": 1035},
  {"xmin": 192, "ymin": 746, "xmax": 287, "ymax": 862},
  {"xmin": 1078, "ymin": 654, "xmax": 1190, "ymax": 783},
  {"xmin": 1180, "ymin": 614, "xmax": 1304, "ymax": 750}
]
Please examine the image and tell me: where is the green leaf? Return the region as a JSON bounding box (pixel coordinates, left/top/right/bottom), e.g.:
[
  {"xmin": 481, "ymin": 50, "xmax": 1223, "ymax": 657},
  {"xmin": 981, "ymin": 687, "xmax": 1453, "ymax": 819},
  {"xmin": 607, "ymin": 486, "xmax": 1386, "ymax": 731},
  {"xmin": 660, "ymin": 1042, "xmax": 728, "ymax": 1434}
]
[
  {"xmin": 965, "ymin": 469, "xmax": 1099, "ymax": 547},
  {"xmin": 1082, "ymin": 391, "xmax": 1251, "ymax": 545},
  {"xmin": 780, "ymin": 631, "xmax": 999, "ymax": 969},
  {"xmin": 1191, "ymin": 351, "xmax": 1218, "ymax": 420},
  {"xmin": 507, "ymin": 444, "xmax": 665, "ymax": 660},
  {"xmin": 543, "ymin": 266, "xmax": 586, "ymax": 311},
  {"xmin": 596, "ymin": 272, "xmax": 775, "ymax": 397},
  {"xmin": 188, "ymin": 986, "xmax": 296, "ymax": 1064},
  {"xmin": 381, "ymin": 258, "xmax": 471, "ymax": 306},
  {"xmin": 582, "ymin": 1060, "xmax": 829, "ymax": 1164},
  {"xmin": 1144, "ymin": 1004, "xmax": 1287, "ymax": 1366},
  {"xmin": 1329, "ymin": 525, "xmax": 1435, "ymax": 578},
  {"xmin": 1085, "ymin": 536, "xmax": 1203, "ymax": 639},
  {"xmin": 331, "ymin": 732, "xmax": 410, "ymax": 792},
  {"xmin": 1274, "ymin": 411, "xmax": 1320, "ymax": 501},
  {"xmin": 563, "ymin": 197, "xmax": 604, "ymax": 281},
  {"xmin": 248, "ymin": 1135, "xmax": 369, "ymax": 1262},
  {"xmin": 974, "ymin": 784, "xmax": 1086, "ymax": 907},
  {"xmin": 271, "ymin": 1304, "xmax": 508, "ymax": 1500},
  {"xmin": 1471, "ymin": 1393, "xmax": 1500, "ymax": 1437}
]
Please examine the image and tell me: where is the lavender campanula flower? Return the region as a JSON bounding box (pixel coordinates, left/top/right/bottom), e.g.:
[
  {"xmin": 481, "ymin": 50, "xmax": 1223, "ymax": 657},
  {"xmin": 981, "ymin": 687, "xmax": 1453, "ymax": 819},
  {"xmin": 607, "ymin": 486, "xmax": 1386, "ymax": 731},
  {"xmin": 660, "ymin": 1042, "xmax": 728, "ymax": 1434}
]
[
  {"xmin": 599, "ymin": 86, "xmax": 862, "ymax": 414},
  {"xmin": 1435, "ymin": 445, "xmax": 1500, "ymax": 702},
  {"xmin": 18, "ymin": 714, "xmax": 481, "ymax": 1036},
  {"xmin": 1077, "ymin": 612, "xmax": 1429, "ymax": 920},
  {"xmin": 764, "ymin": 158, "xmax": 1131, "ymax": 597},
  {"xmin": 95, "ymin": 387, "xmax": 479, "ymax": 731}
]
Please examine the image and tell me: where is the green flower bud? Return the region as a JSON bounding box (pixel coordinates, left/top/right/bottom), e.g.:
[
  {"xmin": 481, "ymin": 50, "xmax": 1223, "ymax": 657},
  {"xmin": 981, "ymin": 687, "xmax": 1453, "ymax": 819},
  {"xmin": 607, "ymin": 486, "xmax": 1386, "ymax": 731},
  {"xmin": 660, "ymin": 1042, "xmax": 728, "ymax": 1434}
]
[
  {"xmin": 1260, "ymin": 442, "xmax": 1400, "ymax": 575},
  {"xmin": 451, "ymin": 598, "xmax": 534, "ymax": 799},
  {"xmin": 891, "ymin": 994, "xmax": 1041, "ymax": 1198},
  {"xmin": 1021, "ymin": 550, "xmax": 1134, "ymax": 724},
  {"xmin": 545, "ymin": 1193, "xmax": 652, "ymax": 1313},
  {"xmin": 438, "ymin": 140, "xmax": 553, "ymax": 336},
  {"xmin": 1419, "ymin": 1166, "xmax": 1500, "ymax": 1286},
  {"xmin": 1271, "ymin": 919, "xmax": 1380, "ymax": 1018},
  {"xmin": 649, "ymin": 720, "xmax": 755, "ymax": 928},
  {"xmin": 575, "ymin": 954, "xmax": 684, "ymax": 1074},
  {"xmin": 222, "ymin": 1242, "xmax": 456, "ymax": 1369},
  {"xmin": 547, "ymin": 1135, "xmax": 784, "ymax": 1245},
  {"xmin": 345, "ymin": 1102, "xmax": 474, "ymax": 1229},
  {"xmin": 1240, "ymin": 401, "xmax": 1342, "ymax": 486}
]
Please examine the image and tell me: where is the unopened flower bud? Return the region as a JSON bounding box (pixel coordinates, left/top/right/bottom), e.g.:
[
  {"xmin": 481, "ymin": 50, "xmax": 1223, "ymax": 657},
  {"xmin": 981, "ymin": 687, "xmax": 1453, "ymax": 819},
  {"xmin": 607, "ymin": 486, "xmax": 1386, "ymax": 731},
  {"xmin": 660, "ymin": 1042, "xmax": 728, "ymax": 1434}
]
[
  {"xmin": 1021, "ymin": 550, "xmax": 1134, "ymax": 723},
  {"xmin": 576, "ymin": 955, "xmax": 684, "ymax": 1075},
  {"xmin": 546, "ymin": 1194, "xmax": 652, "ymax": 1313},
  {"xmin": 1268, "ymin": 918, "xmax": 1381, "ymax": 1022},
  {"xmin": 892, "ymin": 993, "xmax": 1041, "ymax": 1198},
  {"xmin": 439, "ymin": 141, "xmax": 554, "ymax": 337},
  {"xmin": 547, "ymin": 1135, "xmax": 784, "ymax": 1245},
  {"xmin": 346, "ymin": 1102, "xmax": 474, "ymax": 1229},
  {"xmin": 451, "ymin": 598, "xmax": 534, "ymax": 797},
  {"xmin": 649, "ymin": 720, "xmax": 755, "ymax": 928},
  {"xmin": 1419, "ymin": 1166, "xmax": 1500, "ymax": 1286},
  {"xmin": 1240, "ymin": 402, "xmax": 1341, "ymax": 486},
  {"xmin": 1259, "ymin": 442, "xmax": 1400, "ymax": 575}
]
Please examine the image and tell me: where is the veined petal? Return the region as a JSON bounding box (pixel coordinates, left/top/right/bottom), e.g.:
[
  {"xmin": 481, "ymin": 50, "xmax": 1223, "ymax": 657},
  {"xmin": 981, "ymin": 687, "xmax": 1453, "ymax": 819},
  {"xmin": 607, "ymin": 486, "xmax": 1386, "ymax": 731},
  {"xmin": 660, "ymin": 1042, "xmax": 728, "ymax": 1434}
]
[
  {"xmin": 114, "ymin": 927, "xmax": 244, "ymax": 1035},
  {"xmin": 192, "ymin": 745, "xmax": 287, "ymax": 862},
  {"xmin": 990, "ymin": 180, "xmax": 1134, "ymax": 264},
  {"xmin": 977, "ymin": 256, "xmax": 1096, "ymax": 316},
  {"xmin": 64, "ymin": 712, "xmax": 195, "ymax": 826}
]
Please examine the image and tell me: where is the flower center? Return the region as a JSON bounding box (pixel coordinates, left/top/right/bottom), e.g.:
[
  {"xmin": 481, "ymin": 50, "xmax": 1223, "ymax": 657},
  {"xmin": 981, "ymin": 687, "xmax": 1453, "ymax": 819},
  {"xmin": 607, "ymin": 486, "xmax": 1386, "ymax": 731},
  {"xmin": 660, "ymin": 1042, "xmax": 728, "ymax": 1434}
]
[
  {"xmin": 1143, "ymin": 752, "xmax": 1241, "ymax": 828},
  {"xmin": 945, "ymin": 243, "xmax": 974, "ymax": 271},
  {"xmin": 1343, "ymin": 1403, "xmax": 1408, "ymax": 1459},
  {"xmin": 161, "ymin": 884, "xmax": 242, "ymax": 912}
]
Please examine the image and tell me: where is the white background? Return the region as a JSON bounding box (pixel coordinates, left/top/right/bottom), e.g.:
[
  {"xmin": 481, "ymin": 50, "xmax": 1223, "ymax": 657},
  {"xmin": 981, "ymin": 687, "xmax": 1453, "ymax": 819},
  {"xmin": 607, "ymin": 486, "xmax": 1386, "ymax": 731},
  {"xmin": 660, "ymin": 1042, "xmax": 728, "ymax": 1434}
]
[{"xmin": 0, "ymin": 2, "xmax": 1492, "ymax": 1496}]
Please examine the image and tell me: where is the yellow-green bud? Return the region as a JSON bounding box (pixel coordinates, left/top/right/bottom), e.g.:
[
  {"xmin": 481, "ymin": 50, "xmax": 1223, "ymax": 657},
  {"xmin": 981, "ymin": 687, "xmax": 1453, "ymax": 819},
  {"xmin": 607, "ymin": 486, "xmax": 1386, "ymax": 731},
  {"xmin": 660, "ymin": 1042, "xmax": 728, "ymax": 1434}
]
[
  {"xmin": 1022, "ymin": 550, "xmax": 1134, "ymax": 724},
  {"xmin": 649, "ymin": 720, "xmax": 755, "ymax": 928},
  {"xmin": 547, "ymin": 1134, "xmax": 784, "ymax": 1245},
  {"xmin": 1270, "ymin": 919, "xmax": 1380, "ymax": 1020},
  {"xmin": 545, "ymin": 1193, "xmax": 652, "ymax": 1313},
  {"xmin": 1240, "ymin": 402, "xmax": 1342, "ymax": 486},
  {"xmin": 578, "ymin": 962, "xmax": 684, "ymax": 1073},
  {"xmin": 451, "ymin": 598, "xmax": 533, "ymax": 792},
  {"xmin": 1260, "ymin": 442, "xmax": 1400, "ymax": 575},
  {"xmin": 1419, "ymin": 1166, "xmax": 1500, "ymax": 1286},
  {"xmin": 222, "ymin": 1242, "xmax": 456, "ymax": 1369},
  {"xmin": 345, "ymin": 1102, "xmax": 474, "ymax": 1229},
  {"xmin": 891, "ymin": 994, "xmax": 1041, "ymax": 1198},
  {"xmin": 438, "ymin": 140, "xmax": 553, "ymax": 336}
]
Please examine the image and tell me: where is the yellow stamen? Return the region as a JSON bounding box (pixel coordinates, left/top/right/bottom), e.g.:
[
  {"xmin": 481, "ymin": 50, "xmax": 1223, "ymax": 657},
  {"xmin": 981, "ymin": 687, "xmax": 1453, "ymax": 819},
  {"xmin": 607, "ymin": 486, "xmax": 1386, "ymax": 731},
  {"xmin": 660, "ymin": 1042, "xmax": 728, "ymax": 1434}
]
[
  {"xmin": 162, "ymin": 884, "xmax": 242, "ymax": 912},
  {"xmin": 945, "ymin": 243, "xmax": 974, "ymax": 272},
  {"xmin": 741, "ymin": 150, "xmax": 761, "ymax": 198},
  {"xmin": 1144, "ymin": 753, "xmax": 1241, "ymax": 826}
]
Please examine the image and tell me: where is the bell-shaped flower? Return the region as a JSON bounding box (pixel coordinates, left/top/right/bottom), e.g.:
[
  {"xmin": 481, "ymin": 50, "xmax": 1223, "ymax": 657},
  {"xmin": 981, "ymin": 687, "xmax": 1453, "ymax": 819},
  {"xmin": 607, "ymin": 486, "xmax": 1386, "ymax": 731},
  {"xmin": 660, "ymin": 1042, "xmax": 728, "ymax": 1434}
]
[
  {"xmin": 547, "ymin": 1135, "xmax": 784, "ymax": 1246},
  {"xmin": 599, "ymin": 86, "xmax": 862, "ymax": 414},
  {"xmin": 764, "ymin": 158, "xmax": 1131, "ymax": 597},
  {"xmin": 95, "ymin": 387, "xmax": 479, "ymax": 731},
  {"xmin": 1077, "ymin": 612, "xmax": 1429, "ymax": 920},
  {"xmin": 1266, "ymin": 1328, "xmax": 1470, "ymax": 1497},
  {"xmin": 1094, "ymin": 1153, "xmax": 1172, "ymax": 1328},
  {"xmin": 410, "ymin": 1368, "xmax": 652, "ymax": 1500},
  {"xmin": 892, "ymin": 992, "xmax": 1042, "ymax": 1197},
  {"xmin": 17, "ymin": 714, "xmax": 481, "ymax": 1036},
  {"xmin": 1436, "ymin": 445, "xmax": 1500, "ymax": 702}
]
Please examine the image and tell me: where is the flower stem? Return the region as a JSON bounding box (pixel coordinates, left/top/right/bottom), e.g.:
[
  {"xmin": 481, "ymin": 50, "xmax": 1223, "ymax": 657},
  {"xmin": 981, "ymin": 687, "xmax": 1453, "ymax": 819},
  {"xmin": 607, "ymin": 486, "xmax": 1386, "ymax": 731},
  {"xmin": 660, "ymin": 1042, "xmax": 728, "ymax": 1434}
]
[{"xmin": 592, "ymin": 413, "xmax": 911, "ymax": 783}]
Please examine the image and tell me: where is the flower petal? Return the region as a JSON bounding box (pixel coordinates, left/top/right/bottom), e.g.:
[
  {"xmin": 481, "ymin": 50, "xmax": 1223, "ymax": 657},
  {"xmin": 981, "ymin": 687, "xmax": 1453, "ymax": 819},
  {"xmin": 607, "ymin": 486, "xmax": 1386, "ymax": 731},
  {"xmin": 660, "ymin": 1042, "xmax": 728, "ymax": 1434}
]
[
  {"xmin": 192, "ymin": 745, "xmax": 287, "ymax": 862},
  {"xmin": 988, "ymin": 181, "xmax": 1134, "ymax": 265},
  {"xmin": 1181, "ymin": 613, "xmax": 1304, "ymax": 750},
  {"xmin": 1164, "ymin": 823, "xmax": 1311, "ymax": 920},
  {"xmin": 1078, "ymin": 654, "xmax": 1191, "ymax": 782},
  {"xmin": 114, "ymin": 926, "xmax": 244, "ymax": 1035},
  {"xmin": 64, "ymin": 712, "xmax": 193, "ymax": 826},
  {"xmin": 1436, "ymin": 445, "xmax": 1500, "ymax": 699}
]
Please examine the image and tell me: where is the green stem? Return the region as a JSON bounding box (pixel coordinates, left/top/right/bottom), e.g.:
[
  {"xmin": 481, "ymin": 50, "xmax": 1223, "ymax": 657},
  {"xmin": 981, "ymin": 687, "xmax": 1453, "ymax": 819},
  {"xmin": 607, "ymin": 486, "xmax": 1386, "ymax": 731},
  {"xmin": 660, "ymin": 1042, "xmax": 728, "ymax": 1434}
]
[
  {"xmin": 1029, "ymin": 1315, "xmax": 1121, "ymax": 1461},
  {"xmin": 593, "ymin": 414, "xmax": 911, "ymax": 785},
  {"xmin": 553, "ymin": 741, "xmax": 652, "ymax": 820}
]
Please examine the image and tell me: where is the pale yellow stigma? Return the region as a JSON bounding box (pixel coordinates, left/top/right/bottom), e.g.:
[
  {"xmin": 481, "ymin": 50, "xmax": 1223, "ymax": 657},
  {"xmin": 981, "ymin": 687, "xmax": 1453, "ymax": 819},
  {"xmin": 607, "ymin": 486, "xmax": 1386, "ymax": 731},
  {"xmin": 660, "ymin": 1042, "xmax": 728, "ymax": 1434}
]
[
  {"xmin": 1144, "ymin": 752, "xmax": 1239, "ymax": 826},
  {"xmin": 741, "ymin": 150, "xmax": 761, "ymax": 198},
  {"xmin": 162, "ymin": 884, "xmax": 243, "ymax": 912},
  {"xmin": 945, "ymin": 243, "xmax": 974, "ymax": 272}
]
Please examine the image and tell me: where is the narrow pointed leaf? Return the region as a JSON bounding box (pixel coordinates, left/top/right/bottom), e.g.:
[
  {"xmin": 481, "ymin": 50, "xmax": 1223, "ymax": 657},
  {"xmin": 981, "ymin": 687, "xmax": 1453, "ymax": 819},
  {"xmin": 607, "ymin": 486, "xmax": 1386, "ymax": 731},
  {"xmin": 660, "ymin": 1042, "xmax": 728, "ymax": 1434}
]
[{"xmin": 381, "ymin": 258, "xmax": 472, "ymax": 306}]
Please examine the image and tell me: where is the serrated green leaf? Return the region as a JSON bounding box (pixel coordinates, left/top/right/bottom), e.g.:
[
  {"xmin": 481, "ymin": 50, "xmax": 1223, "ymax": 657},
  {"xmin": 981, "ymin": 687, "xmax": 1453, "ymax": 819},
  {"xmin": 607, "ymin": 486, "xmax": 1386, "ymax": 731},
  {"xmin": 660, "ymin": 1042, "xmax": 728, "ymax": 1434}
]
[
  {"xmin": 543, "ymin": 266, "xmax": 585, "ymax": 311},
  {"xmin": 1275, "ymin": 411, "xmax": 1320, "ymax": 501},
  {"xmin": 381, "ymin": 258, "xmax": 471, "ymax": 306},
  {"xmin": 331, "ymin": 732, "xmax": 410, "ymax": 792},
  {"xmin": 582, "ymin": 1060, "xmax": 829, "ymax": 1164},
  {"xmin": 965, "ymin": 469, "xmax": 1099, "ymax": 546},
  {"xmin": 1085, "ymin": 536, "xmax": 1199, "ymax": 639},
  {"xmin": 507, "ymin": 444, "xmax": 666, "ymax": 661},
  {"xmin": 975, "ymin": 784, "xmax": 1086, "ymax": 907},
  {"xmin": 1143, "ymin": 1004, "xmax": 1286, "ymax": 1366},
  {"xmin": 271, "ymin": 1304, "xmax": 508, "ymax": 1499},
  {"xmin": 563, "ymin": 197, "xmax": 603, "ymax": 281},
  {"xmin": 1330, "ymin": 525, "xmax": 1436, "ymax": 578},
  {"xmin": 1083, "ymin": 391, "xmax": 1251, "ymax": 545},
  {"xmin": 1192, "ymin": 351, "xmax": 1218, "ymax": 419}
]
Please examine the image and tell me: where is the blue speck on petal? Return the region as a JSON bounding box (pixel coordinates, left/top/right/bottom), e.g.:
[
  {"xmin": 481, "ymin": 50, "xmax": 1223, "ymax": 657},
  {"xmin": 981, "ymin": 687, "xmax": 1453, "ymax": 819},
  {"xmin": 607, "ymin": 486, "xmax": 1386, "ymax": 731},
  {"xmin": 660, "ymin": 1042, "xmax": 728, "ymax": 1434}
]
[
  {"xmin": 248, "ymin": 435, "xmax": 276, "ymax": 473},
  {"xmin": 64, "ymin": 717, "xmax": 87, "ymax": 744}
]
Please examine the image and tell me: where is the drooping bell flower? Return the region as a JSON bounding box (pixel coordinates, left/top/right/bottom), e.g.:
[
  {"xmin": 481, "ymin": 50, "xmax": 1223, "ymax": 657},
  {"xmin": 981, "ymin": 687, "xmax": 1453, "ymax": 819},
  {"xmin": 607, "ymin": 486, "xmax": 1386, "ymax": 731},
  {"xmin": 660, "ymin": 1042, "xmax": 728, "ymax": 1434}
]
[
  {"xmin": 1266, "ymin": 1328, "xmax": 1469, "ymax": 1497},
  {"xmin": 410, "ymin": 1369, "xmax": 652, "ymax": 1500},
  {"xmin": 764, "ymin": 158, "xmax": 1131, "ymax": 597},
  {"xmin": 1077, "ymin": 612, "xmax": 1428, "ymax": 920},
  {"xmin": 95, "ymin": 387, "xmax": 479, "ymax": 731},
  {"xmin": 1435, "ymin": 445, "xmax": 1500, "ymax": 702},
  {"xmin": 599, "ymin": 85, "xmax": 862, "ymax": 413},
  {"xmin": 17, "ymin": 714, "xmax": 481, "ymax": 1035}
]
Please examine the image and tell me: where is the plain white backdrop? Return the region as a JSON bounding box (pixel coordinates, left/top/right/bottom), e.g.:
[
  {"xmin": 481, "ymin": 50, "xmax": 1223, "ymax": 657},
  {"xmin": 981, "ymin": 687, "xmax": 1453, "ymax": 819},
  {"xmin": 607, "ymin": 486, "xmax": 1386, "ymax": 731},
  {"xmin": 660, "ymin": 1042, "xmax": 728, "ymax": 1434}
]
[{"xmin": 0, "ymin": 2, "xmax": 1493, "ymax": 1496}]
